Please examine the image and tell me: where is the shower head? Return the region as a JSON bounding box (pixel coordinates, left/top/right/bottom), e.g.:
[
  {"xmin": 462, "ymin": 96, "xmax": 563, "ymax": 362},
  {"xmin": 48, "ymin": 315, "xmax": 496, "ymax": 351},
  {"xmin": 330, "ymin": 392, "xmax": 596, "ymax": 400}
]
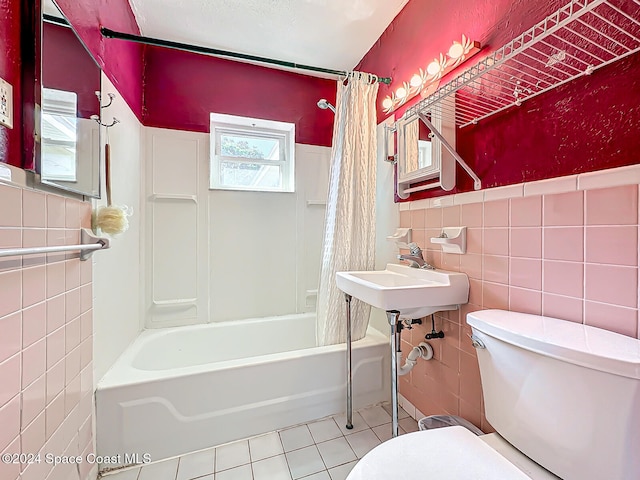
[{"xmin": 317, "ymin": 99, "xmax": 336, "ymax": 113}]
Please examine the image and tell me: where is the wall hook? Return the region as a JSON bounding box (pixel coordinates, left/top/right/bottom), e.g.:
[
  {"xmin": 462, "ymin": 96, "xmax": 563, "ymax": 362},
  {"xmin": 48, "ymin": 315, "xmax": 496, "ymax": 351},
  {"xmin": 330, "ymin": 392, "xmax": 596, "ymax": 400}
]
[
  {"xmin": 92, "ymin": 91, "xmax": 119, "ymax": 127},
  {"xmin": 94, "ymin": 91, "xmax": 116, "ymax": 109},
  {"xmin": 90, "ymin": 115, "xmax": 120, "ymax": 128}
]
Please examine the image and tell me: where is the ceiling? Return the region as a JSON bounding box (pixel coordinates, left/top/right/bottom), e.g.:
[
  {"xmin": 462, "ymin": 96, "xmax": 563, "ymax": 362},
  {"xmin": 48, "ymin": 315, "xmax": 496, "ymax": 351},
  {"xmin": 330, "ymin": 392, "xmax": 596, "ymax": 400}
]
[
  {"xmin": 127, "ymin": 0, "xmax": 409, "ymax": 75},
  {"xmin": 44, "ymin": 0, "xmax": 64, "ymax": 18}
]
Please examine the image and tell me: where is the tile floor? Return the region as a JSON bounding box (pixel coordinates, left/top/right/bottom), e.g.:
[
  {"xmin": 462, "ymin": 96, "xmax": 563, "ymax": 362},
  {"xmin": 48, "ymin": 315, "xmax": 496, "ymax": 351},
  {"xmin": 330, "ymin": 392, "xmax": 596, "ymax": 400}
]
[{"xmin": 100, "ymin": 404, "xmax": 418, "ymax": 480}]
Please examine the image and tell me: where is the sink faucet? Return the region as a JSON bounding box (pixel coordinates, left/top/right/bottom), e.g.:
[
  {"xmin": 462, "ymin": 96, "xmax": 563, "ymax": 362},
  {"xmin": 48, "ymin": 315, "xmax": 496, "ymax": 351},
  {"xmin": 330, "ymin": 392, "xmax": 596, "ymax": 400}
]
[{"xmin": 398, "ymin": 243, "xmax": 435, "ymax": 269}]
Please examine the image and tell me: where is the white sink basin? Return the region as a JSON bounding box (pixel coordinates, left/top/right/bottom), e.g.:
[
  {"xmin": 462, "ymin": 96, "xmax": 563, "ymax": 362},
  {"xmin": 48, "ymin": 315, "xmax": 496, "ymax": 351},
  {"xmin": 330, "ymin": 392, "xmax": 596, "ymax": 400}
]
[{"xmin": 336, "ymin": 263, "xmax": 469, "ymax": 318}]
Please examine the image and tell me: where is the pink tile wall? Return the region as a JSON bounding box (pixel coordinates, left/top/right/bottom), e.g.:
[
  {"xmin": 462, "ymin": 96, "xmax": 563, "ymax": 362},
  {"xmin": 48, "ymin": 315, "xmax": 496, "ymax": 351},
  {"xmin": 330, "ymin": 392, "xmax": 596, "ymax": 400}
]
[
  {"xmin": 399, "ymin": 183, "xmax": 640, "ymax": 432},
  {"xmin": 0, "ymin": 183, "xmax": 94, "ymax": 480}
]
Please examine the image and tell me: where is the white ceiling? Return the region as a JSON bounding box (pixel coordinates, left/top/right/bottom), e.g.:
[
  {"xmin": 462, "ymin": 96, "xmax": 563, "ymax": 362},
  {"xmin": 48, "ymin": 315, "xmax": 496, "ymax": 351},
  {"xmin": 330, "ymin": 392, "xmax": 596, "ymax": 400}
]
[
  {"xmin": 43, "ymin": 0, "xmax": 64, "ymax": 18},
  {"xmin": 127, "ymin": 0, "xmax": 409, "ymax": 74}
]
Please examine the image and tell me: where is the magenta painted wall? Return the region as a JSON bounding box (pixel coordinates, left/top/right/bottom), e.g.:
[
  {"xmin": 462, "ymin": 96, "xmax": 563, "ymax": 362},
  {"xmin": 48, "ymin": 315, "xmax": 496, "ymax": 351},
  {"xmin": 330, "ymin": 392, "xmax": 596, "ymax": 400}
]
[
  {"xmin": 0, "ymin": 0, "xmax": 22, "ymax": 167},
  {"xmin": 142, "ymin": 46, "xmax": 337, "ymax": 147},
  {"xmin": 8, "ymin": 0, "xmax": 638, "ymax": 168},
  {"xmin": 4, "ymin": 0, "xmax": 336, "ymax": 170},
  {"xmin": 43, "ymin": 23, "xmax": 101, "ymax": 119},
  {"xmin": 54, "ymin": 0, "xmax": 144, "ymax": 120},
  {"xmin": 0, "ymin": 0, "xmax": 142, "ymax": 167},
  {"xmin": 357, "ymin": 0, "xmax": 640, "ymax": 200},
  {"xmin": 57, "ymin": 0, "xmax": 338, "ymax": 147}
]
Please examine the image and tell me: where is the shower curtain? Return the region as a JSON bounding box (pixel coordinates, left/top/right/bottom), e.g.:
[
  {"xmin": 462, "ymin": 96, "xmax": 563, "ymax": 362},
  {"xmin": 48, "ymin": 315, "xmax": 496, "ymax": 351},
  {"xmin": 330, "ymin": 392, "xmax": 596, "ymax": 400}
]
[{"xmin": 316, "ymin": 72, "xmax": 379, "ymax": 346}]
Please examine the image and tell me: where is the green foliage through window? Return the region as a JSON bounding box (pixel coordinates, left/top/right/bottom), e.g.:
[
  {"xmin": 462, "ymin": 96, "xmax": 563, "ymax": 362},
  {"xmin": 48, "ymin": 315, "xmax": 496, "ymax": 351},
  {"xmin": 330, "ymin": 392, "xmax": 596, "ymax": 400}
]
[{"xmin": 220, "ymin": 137, "xmax": 266, "ymax": 159}]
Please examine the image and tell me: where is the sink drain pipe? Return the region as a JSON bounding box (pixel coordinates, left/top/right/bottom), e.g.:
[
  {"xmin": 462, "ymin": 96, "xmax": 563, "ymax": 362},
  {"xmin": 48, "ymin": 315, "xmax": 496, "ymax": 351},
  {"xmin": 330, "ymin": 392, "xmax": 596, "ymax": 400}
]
[
  {"xmin": 397, "ymin": 342, "xmax": 433, "ymax": 376},
  {"xmin": 385, "ymin": 311, "xmax": 434, "ymax": 438}
]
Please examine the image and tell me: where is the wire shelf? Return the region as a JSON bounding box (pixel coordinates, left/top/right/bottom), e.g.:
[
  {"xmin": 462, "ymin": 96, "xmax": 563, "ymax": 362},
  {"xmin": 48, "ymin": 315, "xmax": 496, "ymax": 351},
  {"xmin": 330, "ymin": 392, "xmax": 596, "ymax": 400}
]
[{"xmin": 407, "ymin": 0, "xmax": 640, "ymax": 128}]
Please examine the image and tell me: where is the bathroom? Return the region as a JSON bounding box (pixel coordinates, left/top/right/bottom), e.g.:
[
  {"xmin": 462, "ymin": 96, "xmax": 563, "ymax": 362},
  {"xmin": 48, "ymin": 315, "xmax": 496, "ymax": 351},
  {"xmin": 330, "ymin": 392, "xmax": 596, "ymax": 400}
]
[{"xmin": 1, "ymin": 0, "xmax": 639, "ymax": 479}]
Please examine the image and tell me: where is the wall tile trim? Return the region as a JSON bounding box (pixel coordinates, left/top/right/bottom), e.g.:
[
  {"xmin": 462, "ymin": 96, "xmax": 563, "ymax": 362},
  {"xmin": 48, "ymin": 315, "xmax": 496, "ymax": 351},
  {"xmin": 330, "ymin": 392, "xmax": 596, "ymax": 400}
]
[{"xmin": 404, "ymin": 164, "xmax": 640, "ymax": 208}]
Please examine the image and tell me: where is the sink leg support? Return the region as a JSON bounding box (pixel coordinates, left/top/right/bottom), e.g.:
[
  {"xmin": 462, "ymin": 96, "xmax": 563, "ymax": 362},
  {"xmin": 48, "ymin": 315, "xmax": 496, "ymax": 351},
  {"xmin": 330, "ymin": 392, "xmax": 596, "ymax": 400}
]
[
  {"xmin": 345, "ymin": 293, "xmax": 353, "ymax": 430},
  {"xmin": 386, "ymin": 310, "xmax": 401, "ymax": 438}
]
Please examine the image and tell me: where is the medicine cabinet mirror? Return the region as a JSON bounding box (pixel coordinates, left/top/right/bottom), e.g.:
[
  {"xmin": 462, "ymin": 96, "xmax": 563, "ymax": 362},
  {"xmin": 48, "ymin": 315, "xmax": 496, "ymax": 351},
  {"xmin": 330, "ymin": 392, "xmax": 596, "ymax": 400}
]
[
  {"xmin": 397, "ymin": 114, "xmax": 438, "ymax": 183},
  {"xmin": 394, "ymin": 100, "xmax": 457, "ymax": 198},
  {"xmin": 35, "ymin": 0, "xmax": 102, "ymax": 198}
]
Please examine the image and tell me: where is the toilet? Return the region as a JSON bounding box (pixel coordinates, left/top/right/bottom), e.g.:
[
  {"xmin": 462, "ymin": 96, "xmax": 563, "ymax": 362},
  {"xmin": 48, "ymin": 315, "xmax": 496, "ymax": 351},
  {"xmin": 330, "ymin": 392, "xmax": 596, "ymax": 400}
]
[{"xmin": 348, "ymin": 309, "xmax": 640, "ymax": 480}]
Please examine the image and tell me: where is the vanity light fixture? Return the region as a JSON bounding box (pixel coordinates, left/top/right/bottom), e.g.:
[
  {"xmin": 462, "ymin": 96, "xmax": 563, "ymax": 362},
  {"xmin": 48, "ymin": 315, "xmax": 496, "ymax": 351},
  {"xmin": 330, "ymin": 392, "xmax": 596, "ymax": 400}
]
[{"xmin": 382, "ymin": 36, "xmax": 481, "ymax": 114}]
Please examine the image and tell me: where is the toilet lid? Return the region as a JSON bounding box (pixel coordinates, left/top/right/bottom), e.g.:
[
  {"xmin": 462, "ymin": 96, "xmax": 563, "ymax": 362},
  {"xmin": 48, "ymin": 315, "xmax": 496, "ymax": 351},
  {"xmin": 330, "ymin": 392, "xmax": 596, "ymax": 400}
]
[{"xmin": 347, "ymin": 426, "xmax": 532, "ymax": 480}]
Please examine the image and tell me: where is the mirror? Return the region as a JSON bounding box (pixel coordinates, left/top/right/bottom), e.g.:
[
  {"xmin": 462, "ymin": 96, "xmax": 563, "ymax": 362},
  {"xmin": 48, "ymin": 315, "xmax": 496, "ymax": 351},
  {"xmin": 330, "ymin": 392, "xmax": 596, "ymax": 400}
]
[
  {"xmin": 395, "ymin": 99, "xmax": 457, "ymax": 197},
  {"xmin": 38, "ymin": 0, "xmax": 101, "ymax": 198},
  {"xmin": 397, "ymin": 114, "xmax": 437, "ymax": 182}
]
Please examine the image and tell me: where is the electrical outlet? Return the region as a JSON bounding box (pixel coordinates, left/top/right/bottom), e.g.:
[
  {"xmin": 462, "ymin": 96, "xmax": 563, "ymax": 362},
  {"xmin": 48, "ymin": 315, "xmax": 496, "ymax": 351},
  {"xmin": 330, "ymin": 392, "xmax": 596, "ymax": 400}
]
[{"xmin": 0, "ymin": 77, "xmax": 14, "ymax": 129}]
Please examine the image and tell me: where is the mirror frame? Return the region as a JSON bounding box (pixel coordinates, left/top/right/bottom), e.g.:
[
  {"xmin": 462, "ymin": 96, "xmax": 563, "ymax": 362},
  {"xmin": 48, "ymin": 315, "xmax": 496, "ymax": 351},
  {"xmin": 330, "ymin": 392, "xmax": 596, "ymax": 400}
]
[
  {"xmin": 396, "ymin": 113, "xmax": 441, "ymax": 184},
  {"xmin": 21, "ymin": 0, "xmax": 41, "ymax": 173},
  {"xmin": 394, "ymin": 99, "xmax": 457, "ymax": 198}
]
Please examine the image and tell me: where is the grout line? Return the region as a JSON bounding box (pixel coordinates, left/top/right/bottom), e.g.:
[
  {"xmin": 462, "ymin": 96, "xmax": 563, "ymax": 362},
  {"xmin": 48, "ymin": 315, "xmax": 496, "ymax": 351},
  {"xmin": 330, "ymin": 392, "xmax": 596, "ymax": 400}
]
[{"xmin": 106, "ymin": 408, "xmax": 420, "ymax": 480}]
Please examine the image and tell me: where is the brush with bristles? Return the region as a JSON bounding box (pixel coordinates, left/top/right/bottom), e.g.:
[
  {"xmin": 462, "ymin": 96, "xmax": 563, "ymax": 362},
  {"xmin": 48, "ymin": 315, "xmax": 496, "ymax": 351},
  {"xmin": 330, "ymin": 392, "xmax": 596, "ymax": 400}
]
[{"xmin": 95, "ymin": 137, "xmax": 130, "ymax": 235}]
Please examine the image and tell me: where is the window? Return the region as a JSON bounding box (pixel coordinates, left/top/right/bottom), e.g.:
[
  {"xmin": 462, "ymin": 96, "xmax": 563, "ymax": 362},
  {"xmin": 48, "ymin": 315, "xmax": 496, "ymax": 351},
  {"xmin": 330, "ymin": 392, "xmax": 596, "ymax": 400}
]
[{"xmin": 210, "ymin": 113, "xmax": 295, "ymax": 192}]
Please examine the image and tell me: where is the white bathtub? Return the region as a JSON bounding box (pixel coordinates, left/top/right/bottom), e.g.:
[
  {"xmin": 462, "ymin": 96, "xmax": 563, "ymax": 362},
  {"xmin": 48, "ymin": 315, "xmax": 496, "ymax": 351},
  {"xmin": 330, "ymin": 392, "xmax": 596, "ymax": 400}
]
[{"xmin": 96, "ymin": 313, "xmax": 389, "ymax": 466}]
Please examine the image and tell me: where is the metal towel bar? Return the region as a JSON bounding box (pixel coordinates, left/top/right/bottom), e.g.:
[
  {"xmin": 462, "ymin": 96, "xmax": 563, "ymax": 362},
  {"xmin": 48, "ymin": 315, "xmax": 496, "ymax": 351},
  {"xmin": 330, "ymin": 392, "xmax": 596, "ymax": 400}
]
[{"xmin": 0, "ymin": 229, "xmax": 110, "ymax": 261}]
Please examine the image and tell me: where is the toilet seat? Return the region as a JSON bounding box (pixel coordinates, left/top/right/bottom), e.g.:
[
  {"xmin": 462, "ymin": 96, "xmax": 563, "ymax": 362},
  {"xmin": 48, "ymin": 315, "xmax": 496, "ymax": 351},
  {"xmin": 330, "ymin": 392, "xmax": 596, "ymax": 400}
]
[{"xmin": 346, "ymin": 426, "xmax": 533, "ymax": 480}]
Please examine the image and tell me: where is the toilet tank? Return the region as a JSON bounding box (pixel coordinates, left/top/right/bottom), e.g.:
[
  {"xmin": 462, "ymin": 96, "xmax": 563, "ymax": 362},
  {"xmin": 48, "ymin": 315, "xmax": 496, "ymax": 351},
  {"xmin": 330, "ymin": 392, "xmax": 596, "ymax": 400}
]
[{"xmin": 467, "ymin": 310, "xmax": 640, "ymax": 480}]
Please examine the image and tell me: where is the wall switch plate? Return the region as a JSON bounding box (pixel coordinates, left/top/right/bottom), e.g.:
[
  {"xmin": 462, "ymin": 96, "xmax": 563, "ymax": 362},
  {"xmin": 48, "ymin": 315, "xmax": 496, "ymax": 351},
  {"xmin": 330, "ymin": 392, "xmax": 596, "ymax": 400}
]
[{"xmin": 0, "ymin": 77, "xmax": 14, "ymax": 129}]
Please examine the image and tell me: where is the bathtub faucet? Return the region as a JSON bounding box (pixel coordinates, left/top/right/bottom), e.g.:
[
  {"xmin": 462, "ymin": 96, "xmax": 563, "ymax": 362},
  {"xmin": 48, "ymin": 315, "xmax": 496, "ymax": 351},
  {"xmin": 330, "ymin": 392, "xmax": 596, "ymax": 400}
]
[{"xmin": 398, "ymin": 243, "xmax": 435, "ymax": 270}]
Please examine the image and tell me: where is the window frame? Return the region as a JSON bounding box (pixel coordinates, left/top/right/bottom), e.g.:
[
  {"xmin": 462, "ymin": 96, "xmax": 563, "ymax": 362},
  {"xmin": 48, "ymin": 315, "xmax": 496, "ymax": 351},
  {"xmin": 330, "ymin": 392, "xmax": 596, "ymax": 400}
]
[{"xmin": 210, "ymin": 113, "xmax": 295, "ymax": 193}]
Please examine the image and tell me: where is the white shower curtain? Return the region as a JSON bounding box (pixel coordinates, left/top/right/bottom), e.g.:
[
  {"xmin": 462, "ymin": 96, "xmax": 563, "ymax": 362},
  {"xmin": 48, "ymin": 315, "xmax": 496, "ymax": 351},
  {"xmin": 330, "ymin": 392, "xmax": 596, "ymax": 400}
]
[{"xmin": 316, "ymin": 72, "xmax": 379, "ymax": 346}]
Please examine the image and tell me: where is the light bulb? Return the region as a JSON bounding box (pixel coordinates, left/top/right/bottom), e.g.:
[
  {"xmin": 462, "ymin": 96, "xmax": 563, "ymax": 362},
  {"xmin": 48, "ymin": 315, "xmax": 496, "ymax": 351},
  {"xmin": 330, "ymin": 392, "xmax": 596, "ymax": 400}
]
[
  {"xmin": 382, "ymin": 97, "xmax": 393, "ymax": 109},
  {"xmin": 395, "ymin": 87, "xmax": 407, "ymax": 99},
  {"xmin": 410, "ymin": 74, "xmax": 423, "ymax": 87},
  {"xmin": 426, "ymin": 60, "xmax": 441, "ymax": 76},
  {"xmin": 448, "ymin": 42, "xmax": 465, "ymax": 59}
]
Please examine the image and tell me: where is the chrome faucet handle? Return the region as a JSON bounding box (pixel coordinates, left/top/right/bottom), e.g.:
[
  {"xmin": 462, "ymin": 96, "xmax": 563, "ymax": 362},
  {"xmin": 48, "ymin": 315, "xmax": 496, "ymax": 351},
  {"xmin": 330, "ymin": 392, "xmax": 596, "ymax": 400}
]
[{"xmin": 408, "ymin": 242, "xmax": 423, "ymax": 257}]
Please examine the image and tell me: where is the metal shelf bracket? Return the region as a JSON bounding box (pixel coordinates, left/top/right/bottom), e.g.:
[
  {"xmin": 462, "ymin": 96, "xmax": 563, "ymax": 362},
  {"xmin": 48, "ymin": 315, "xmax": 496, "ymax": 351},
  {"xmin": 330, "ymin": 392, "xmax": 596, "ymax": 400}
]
[{"xmin": 417, "ymin": 113, "xmax": 482, "ymax": 190}]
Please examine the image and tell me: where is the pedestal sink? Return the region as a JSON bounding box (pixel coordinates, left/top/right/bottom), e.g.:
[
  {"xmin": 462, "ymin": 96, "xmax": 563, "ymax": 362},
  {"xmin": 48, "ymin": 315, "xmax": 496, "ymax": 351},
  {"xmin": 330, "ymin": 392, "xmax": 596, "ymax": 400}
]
[{"xmin": 336, "ymin": 263, "xmax": 469, "ymax": 439}]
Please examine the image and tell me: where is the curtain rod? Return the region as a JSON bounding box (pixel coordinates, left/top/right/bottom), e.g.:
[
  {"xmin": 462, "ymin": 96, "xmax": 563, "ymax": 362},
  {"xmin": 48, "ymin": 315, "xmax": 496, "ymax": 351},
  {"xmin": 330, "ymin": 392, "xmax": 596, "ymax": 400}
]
[{"xmin": 100, "ymin": 27, "xmax": 392, "ymax": 85}]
